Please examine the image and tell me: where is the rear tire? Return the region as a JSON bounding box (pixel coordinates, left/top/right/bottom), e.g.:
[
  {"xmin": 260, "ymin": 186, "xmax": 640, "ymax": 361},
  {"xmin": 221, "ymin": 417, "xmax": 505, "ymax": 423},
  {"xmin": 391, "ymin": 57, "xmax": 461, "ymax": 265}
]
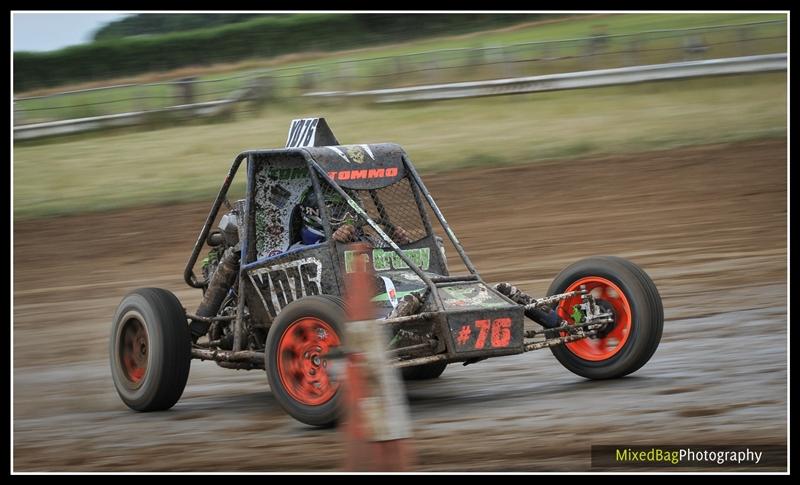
[
  {"xmin": 110, "ymin": 288, "xmax": 191, "ymax": 411},
  {"xmin": 547, "ymin": 257, "xmax": 663, "ymax": 380},
  {"xmin": 265, "ymin": 296, "xmax": 345, "ymax": 427},
  {"xmin": 401, "ymin": 361, "xmax": 447, "ymax": 380}
]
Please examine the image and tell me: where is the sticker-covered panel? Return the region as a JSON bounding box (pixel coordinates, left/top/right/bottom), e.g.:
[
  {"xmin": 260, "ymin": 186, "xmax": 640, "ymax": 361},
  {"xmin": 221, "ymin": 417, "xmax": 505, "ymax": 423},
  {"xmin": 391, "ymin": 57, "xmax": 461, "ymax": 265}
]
[
  {"xmin": 246, "ymin": 247, "xmax": 339, "ymax": 319},
  {"xmin": 285, "ymin": 118, "xmax": 340, "ymax": 148},
  {"xmin": 252, "ymin": 157, "xmax": 312, "ymax": 260},
  {"xmin": 305, "ymin": 143, "xmax": 406, "ymax": 190},
  {"xmin": 343, "ymin": 247, "xmax": 432, "ymax": 273},
  {"xmin": 445, "ymin": 307, "xmax": 525, "ymax": 356},
  {"xmin": 438, "ymin": 282, "xmax": 512, "ymax": 311},
  {"xmin": 370, "ymin": 270, "xmax": 429, "ymax": 314}
]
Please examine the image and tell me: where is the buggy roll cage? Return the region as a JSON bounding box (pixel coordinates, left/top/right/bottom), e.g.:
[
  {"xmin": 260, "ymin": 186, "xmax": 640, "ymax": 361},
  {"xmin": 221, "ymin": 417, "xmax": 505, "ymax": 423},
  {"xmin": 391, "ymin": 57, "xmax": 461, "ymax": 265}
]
[{"xmin": 184, "ymin": 149, "xmax": 480, "ymax": 297}]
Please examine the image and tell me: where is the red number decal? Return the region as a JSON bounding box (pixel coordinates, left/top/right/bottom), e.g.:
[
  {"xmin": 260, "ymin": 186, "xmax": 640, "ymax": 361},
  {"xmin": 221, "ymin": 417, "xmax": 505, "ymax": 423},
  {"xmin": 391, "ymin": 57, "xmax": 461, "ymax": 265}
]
[
  {"xmin": 455, "ymin": 318, "xmax": 514, "ymax": 350},
  {"xmin": 474, "ymin": 319, "xmax": 490, "ymax": 349},
  {"xmin": 491, "ymin": 318, "xmax": 512, "ymax": 347},
  {"xmin": 456, "ymin": 325, "xmax": 472, "ymax": 346}
]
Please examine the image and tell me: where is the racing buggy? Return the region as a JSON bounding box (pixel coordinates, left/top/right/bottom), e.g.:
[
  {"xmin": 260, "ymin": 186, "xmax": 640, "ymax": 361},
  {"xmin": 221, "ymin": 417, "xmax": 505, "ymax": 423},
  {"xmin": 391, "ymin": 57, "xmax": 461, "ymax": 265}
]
[{"xmin": 111, "ymin": 118, "xmax": 663, "ymax": 426}]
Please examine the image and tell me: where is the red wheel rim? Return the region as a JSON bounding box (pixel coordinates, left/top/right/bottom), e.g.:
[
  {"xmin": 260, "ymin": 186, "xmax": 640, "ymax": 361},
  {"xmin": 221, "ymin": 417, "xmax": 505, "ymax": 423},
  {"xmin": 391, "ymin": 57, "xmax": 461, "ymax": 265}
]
[
  {"xmin": 557, "ymin": 276, "xmax": 632, "ymax": 361},
  {"xmin": 119, "ymin": 315, "xmax": 148, "ymax": 385},
  {"xmin": 276, "ymin": 317, "xmax": 340, "ymax": 406}
]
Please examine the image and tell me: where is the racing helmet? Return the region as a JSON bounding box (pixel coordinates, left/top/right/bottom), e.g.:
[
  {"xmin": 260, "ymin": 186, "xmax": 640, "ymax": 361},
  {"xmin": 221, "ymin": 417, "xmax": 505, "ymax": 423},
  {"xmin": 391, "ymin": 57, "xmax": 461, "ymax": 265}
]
[{"xmin": 299, "ymin": 188, "xmax": 360, "ymax": 244}]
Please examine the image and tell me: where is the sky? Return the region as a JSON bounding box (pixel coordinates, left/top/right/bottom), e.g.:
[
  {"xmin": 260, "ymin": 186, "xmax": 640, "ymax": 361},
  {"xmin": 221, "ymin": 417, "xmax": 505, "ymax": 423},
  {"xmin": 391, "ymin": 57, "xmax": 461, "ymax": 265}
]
[{"xmin": 12, "ymin": 13, "xmax": 132, "ymax": 52}]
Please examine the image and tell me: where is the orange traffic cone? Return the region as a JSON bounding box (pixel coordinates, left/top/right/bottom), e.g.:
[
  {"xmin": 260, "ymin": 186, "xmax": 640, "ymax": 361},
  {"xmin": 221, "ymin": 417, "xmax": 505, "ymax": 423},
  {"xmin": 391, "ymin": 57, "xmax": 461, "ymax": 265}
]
[{"xmin": 341, "ymin": 242, "xmax": 414, "ymax": 472}]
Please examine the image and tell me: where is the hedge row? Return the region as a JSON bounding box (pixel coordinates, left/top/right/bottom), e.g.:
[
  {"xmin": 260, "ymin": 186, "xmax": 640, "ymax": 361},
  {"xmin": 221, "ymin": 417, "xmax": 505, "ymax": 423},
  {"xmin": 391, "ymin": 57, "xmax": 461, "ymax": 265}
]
[
  {"xmin": 15, "ymin": 14, "xmax": 546, "ymax": 91},
  {"xmin": 93, "ymin": 14, "xmax": 276, "ymax": 41}
]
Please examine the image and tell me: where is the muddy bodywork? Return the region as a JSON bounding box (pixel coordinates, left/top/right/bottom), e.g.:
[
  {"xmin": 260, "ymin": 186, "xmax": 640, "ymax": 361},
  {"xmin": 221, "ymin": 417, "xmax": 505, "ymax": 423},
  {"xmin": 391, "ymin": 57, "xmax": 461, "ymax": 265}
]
[
  {"xmin": 181, "ymin": 118, "xmax": 660, "ymax": 379},
  {"xmin": 183, "ymin": 119, "xmax": 540, "ymax": 368}
]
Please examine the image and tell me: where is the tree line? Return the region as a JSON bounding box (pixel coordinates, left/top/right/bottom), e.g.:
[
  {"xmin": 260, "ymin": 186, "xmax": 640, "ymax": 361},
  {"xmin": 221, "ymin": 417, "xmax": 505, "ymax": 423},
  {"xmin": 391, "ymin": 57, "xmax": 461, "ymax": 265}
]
[{"xmin": 15, "ymin": 14, "xmax": 550, "ymax": 91}]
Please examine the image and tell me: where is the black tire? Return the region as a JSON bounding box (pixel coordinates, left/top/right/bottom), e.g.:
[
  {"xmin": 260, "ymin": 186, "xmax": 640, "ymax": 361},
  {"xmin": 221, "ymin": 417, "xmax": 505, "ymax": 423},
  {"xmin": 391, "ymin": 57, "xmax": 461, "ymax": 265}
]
[
  {"xmin": 110, "ymin": 288, "xmax": 191, "ymax": 411},
  {"xmin": 265, "ymin": 296, "xmax": 345, "ymax": 427},
  {"xmin": 547, "ymin": 256, "xmax": 663, "ymax": 380},
  {"xmin": 603, "ymin": 256, "xmax": 664, "ymax": 366},
  {"xmin": 401, "ymin": 361, "xmax": 448, "ymax": 381},
  {"xmin": 317, "ymin": 294, "xmax": 347, "ymax": 311}
]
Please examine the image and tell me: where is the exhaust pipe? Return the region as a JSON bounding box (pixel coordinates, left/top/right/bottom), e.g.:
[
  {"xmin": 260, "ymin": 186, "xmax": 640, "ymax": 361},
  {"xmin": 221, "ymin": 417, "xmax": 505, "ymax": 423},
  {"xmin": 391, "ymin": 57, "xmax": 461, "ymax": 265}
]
[{"xmin": 190, "ymin": 246, "xmax": 240, "ymax": 339}]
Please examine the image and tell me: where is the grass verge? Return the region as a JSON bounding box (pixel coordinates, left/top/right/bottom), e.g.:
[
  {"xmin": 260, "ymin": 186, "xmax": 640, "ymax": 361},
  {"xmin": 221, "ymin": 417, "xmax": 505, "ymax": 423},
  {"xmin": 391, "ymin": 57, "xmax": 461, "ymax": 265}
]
[{"xmin": 13, "ymin": 72, "xmax": 786, "ymax": 220}]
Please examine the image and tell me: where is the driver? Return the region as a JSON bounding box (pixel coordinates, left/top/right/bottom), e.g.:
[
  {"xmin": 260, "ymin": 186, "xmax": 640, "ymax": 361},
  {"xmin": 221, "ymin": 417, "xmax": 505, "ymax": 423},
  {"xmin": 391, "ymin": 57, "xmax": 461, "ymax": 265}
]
[{"xmin": 290, "ymin": 188, "xmax": 412, "ymax": 249}]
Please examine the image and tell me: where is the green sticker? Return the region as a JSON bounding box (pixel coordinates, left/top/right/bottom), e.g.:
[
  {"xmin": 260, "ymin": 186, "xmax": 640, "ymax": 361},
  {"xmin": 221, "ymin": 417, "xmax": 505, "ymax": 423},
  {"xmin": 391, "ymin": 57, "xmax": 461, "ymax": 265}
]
[
  {"xmin": 268, "ymin": 167, "xmax": 308, "ymax": 180},
  {"xmin": 571, "ymin": 305, "xmax": 584, "ymax": 324},
  {"xmin": 344, "ymin": 247, "xmax": 431, "ymax": 272}
]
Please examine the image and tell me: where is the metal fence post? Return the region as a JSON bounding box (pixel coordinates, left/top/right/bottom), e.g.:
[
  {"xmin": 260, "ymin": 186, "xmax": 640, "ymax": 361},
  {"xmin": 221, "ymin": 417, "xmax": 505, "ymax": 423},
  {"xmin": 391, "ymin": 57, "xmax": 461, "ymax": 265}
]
[
  {"xmin": 133, "ymin": 86, "xmax": 147, "ymax": 112},
  {"xmin": 502, "ymin": 45, "xmax": 516, "ymax": 78},
  {"xmin": 683, "ymin": 34, "xmax": 709, "ymax": 61},
  {"xmin": 299, "ymin": 70, "xmax": 318, "ymax": 94},
  {"xmin": 424, "ymin": 53, "xmax": 440, "ymax": 84},
  {"xmin": 176, "ymin": 77, "xmax": 196, "ymax": 105},
  {"xmin": 338, "ymin": 61, "xmax": 353, "ymax": 92},
  {"xmin": 738, "ymin": 26, "xmax": 752, "ymax": 55},
  {"xmin": 393, "ymin": 57, "xmax": 406, "ymax": 79},
  {"xmin": 627, "ymin": 36, "xmax": 641, "ymax": 67}
]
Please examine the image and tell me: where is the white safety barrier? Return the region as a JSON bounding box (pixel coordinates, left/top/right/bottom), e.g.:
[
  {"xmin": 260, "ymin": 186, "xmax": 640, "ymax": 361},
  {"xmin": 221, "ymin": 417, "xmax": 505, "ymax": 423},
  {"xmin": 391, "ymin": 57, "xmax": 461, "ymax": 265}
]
[
  {"xmin": 13, "ymin": 99, "xmax": 236, "ymax": 141},
  {"xmin": 306, "ymin": 54, "xmax": 787, "ymax": 103}
]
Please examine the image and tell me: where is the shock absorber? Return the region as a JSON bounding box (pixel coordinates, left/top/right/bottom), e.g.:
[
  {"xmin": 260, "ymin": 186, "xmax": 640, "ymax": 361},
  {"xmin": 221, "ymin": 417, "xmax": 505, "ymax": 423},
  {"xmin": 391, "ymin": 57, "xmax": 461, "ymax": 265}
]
[
  {"xmin": 494, "ymin": 282, "xmax": 561, "ymax": 329},
  {"xmin": 190, "ymin": 246, "xmax": 240, "ymax": 340}
]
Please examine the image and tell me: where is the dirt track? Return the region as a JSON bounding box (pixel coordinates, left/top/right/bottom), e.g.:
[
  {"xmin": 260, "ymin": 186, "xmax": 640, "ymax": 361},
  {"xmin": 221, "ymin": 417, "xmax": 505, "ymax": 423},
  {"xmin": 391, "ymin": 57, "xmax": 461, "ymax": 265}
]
[{"xmin": 13, "ymin": 139, "xmax": 787, "ymax": 472}]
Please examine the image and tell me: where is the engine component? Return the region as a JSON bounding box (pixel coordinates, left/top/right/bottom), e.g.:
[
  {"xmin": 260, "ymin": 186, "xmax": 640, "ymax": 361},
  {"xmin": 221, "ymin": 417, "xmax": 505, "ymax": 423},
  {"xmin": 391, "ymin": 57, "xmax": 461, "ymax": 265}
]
[
  {"xmin": 387, "ymin": 292, "xmax": 422, "ymax": 319},
  {"xmin": 219, "ymin": 212, "xmax": 240, "ymax": 246},
  {"xmin": 207, "ymin": 230, "xmax": 225, "ymax": 247},
  {"xmin": 190, "ymin": 245, "xmax": 241, "ymax": 340}
]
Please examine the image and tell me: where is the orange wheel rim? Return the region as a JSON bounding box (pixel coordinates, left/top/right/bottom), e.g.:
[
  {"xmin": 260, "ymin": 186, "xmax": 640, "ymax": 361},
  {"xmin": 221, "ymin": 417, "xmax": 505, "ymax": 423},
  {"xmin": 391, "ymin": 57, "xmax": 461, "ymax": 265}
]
[
  {"xmin": 276, "ymin": 317, "xmax": 340, "ymax": 406},
  {"xmin": 119, "ymin": 316, "xmax": 148, "ymax": 385},
  {"xmin": 557, "ymin": 276, "xmax": 632, "ymax": 361}
]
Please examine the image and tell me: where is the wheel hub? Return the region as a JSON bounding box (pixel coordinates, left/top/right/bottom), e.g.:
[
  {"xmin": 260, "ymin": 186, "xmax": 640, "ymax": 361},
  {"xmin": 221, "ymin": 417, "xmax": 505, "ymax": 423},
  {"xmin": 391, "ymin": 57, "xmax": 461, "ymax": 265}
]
[
  {"xmin": 276, "ymin": 318, "xmax": 340, "ymax": 406},
  {"xmin": 558, "ymin": 276, "xmax": 632, "ymax": 361},
  {"xmin": 119, "ymin": 316, "xmax": 148, "ymax": 384},
  {"xmin": 591, "ymin": 299, "xmax": 617, "ymax": 339}
]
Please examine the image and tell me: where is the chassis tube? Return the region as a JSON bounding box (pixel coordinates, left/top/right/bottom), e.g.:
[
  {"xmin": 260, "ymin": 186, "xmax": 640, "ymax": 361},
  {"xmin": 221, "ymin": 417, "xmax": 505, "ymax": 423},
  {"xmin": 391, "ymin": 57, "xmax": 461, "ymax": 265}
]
[
  {"xmin": 402, "ymin": 155, "xmax": 479, "ymax": 276},
  {"xmin": 191, "ymin": 348, "xmax": 265, "ymax": 365},
  {"xmin": 430, "ymin": 275, "xmax": 480, "ymax": 283},
  {"xmin": 382, "ymin": 312, "xmax": 440, "ymax": 326},
  {"xmin": 304, "ymin": 154, "xmax": 436, "ymax": 289},
  {"xmin": 184, "ymin": 152, "xmax": 248, "ymax": 289},
  {"xmin": 390, "ymin": 354, "xmax": 449, "ymax": 368}
]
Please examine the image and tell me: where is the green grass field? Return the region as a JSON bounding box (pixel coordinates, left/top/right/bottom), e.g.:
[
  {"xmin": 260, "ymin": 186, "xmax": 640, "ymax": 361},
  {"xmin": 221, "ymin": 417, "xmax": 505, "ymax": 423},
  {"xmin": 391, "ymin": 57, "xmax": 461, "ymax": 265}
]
[
  {"xmin": 14, "ymin": 13, "xmax": 786, "ymax": 123},
  {"xmin": 306, "ymin": 13, "xmax": 785, "ymax": 58},
  {"xmin": 13, "ymin": 72, "xmax": 786, "ymax": 220}
]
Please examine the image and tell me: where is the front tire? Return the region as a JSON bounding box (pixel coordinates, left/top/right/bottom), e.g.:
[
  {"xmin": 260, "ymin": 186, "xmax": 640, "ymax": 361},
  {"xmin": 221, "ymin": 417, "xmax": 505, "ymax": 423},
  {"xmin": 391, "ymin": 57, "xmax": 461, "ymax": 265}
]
[
  {"xmin": 110, "ymin": 288, "xmax": 191, "ymax": 411},
  {"xmin": 547, "ymin": 256, "xmax": 663, "ymax": 380},
  {"xmin": 265, "ymin": 296, "xmax": 345, "ymax": 427}
]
